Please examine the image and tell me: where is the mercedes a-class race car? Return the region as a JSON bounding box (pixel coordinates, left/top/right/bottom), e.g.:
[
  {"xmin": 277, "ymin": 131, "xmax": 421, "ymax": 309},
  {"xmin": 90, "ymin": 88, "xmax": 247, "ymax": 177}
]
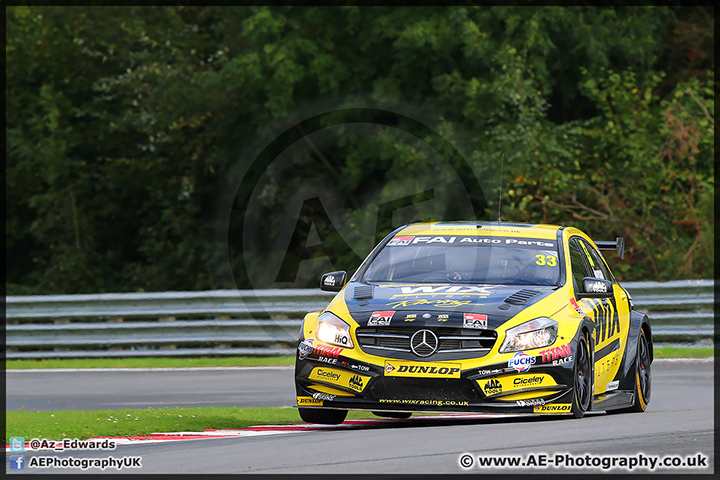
[{"xmin": 294, "ymin": 222, "xmax": 653, "ymax": 423}]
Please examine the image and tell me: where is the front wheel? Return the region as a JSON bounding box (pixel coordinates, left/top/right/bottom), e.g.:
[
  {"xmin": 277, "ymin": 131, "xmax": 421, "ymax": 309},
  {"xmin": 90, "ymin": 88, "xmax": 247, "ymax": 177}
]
[
  {"xmin": 298, "ymin": 408, "xmax": 348, "ymax": 425},
  {"xmin": 571, "ymin": 333, "xmax": 592, "ymax": 418}
]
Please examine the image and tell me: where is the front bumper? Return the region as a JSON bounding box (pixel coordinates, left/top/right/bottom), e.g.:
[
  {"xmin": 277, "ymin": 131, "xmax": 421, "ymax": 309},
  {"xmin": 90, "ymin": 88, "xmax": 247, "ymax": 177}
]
[{"xmin": 294, "ymin": 342, "xmax": 578, "ymax": 415}]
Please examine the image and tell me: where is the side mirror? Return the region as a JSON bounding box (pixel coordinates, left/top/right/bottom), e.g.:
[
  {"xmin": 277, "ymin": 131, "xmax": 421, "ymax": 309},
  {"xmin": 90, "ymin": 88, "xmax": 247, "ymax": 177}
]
[
  {"xmin": 320, "ymin": 271, "xmax": 346, "ymax": 292},
  {"xmin": 577, "ymin": 277, "xmax": 613, "ymax": 299}
]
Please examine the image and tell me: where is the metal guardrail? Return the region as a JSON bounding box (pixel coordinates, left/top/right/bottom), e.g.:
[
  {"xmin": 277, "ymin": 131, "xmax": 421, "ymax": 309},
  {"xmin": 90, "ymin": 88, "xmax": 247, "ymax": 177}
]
[{"xmin": 4, "ymin": 280, "xmax": 715, "ymax": 359}]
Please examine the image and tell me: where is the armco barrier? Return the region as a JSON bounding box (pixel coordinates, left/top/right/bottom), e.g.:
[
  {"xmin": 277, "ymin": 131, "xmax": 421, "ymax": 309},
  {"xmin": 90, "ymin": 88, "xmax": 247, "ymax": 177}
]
[{"xmin": 4, "ymin": 280, "xmax": 714, "ymax": 359}]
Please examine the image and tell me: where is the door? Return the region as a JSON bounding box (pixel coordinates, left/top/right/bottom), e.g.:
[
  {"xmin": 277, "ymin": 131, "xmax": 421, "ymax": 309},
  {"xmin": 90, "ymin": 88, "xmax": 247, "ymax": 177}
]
[{"xmin": 568, "ymin": 238, "xmax": 630, "ymax": 395}]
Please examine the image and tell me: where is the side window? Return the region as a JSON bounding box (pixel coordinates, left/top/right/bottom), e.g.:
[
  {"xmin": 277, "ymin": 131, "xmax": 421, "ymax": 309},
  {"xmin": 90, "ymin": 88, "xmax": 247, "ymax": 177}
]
[
  {"xmin": 579, "ymin": 239, "xmax": 611, "ymax": 281},
  {"xmin": 586, "ymin": 241, "xmax": 613, "ymax": 281},
  {"xmin": 568, "ymin": 239, "xmax": 592, "ymax": 290}
]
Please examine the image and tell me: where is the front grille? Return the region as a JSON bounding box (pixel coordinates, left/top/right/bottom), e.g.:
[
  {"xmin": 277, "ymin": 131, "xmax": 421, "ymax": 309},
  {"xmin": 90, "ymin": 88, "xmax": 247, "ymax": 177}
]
[
  {"xmin": 357, "ymin": 326, "xmax": 497, "ymax": 358},
  {"xmin": 367, "ymin": 377, "xmax": 481, "ymax": 402}
]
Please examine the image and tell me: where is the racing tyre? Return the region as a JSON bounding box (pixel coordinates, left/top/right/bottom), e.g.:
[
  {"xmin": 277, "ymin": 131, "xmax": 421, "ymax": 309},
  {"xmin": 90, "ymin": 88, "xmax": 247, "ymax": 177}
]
[
  {"xmin": 372, "ymin": 411, "xmax": 412, "ymax": 419},
  {"xmin": 298, "ymin": 408, "xmax": 348, "ymax": 425},
  {"xmin": 611, "ymin": 330, "xmax": 651, "ymax": 414},
  {"xmin": 571, "ymin": 333, "xmax": 592, "ymax": 419}
]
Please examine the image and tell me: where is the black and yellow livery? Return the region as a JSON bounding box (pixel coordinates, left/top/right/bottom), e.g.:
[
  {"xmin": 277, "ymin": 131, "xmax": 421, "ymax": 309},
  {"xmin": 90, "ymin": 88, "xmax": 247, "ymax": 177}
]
[{"xmin": 295, "ymin": 222, "xmax": 653, "ymax": 424}]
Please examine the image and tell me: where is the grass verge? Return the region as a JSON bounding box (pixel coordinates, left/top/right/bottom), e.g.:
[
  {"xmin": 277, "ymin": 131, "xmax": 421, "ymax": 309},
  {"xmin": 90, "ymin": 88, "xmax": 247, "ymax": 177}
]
[
  {"xmin": 5, "ymin": 407, "xmax": 375, "ymax": 445},
  {"xmin": 5, "ymin": 346, "xmax": 714, "ymax": 370},
  {"xmin": 652, "ymin": 346, "xmax": 714, "ymax": 359},
  {"xmin": 5, "ymin": 356, "xmax": 295, "ymax": 370}
]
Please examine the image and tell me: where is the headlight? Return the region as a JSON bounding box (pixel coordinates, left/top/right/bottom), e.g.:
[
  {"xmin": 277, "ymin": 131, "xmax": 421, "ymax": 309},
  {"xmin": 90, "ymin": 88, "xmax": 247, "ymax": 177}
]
[
  {"xmin": 316, "ymin": 312, "xmax": 354, "ymax": 348},
  {"xmin": 499, "ymin": 317, "xmax": 558, "ymax": 353}
]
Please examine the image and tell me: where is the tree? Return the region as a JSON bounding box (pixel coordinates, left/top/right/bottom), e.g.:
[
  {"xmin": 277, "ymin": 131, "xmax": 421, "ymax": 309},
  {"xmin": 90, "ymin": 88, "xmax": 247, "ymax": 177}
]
[{"xmin": 6, "ymin": 6, "xmax": 714, "ymax": 293}]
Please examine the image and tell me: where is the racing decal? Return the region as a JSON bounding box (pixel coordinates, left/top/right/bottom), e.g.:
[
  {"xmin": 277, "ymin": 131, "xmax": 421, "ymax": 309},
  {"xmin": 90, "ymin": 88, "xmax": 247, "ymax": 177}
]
[
  {"xmin": 386, "ymin": 235, "xmax": 556, "ymax": 248},
  {"xmin": 387, "ymin": 236, "xmax": 415, "ymax": 246},
  {"xmin": 323, "ymin": 275, "xmax": 336, "ymax": 287},
  {"xmin": 332, "ymin": 331, "xmax": 351, "ymax": 346},
  {"xmin": 316, "ymin": 356, "xmax": 338, "ymax": 365},
  {"xmin": 396, "ymin": 285, "xmax": 491, "ymax": 295},
  {"xmin": 539, "ymin": 343, "xmax": 572, "ymax": 363},
  {"xmin": 463, "ymin": 313, "xmax": 488, "ymax": 329},
  {"xmin": 298, "ymin": 338, "xmax": 315, "ymax": 360},
  {"xmin": 507, "ymin": 352, "xmax": 536, "ymax": 372},
  {"xmin": 437, "ymin": 313, "xmax": 450, "ymax": 322},
  {"xmin": 476, "ymin": 368, "xmax": 505, "ymax": 377},
  {"xmin": 311, "ymin": 392, "xmax": 336, "ymax": 401},
  {"xmin": 308, "ymin": 368, "xmax": 371, "ymax": 393},
  {"xmin": 587, "ymin": 297, "xmax": 621, "ymax": 343},
  {"xmin": 594, "ymin": 338, "xmax": 622, "ymax": 393},
  {"xmin": 534, "ymin": 254, "xmax": 557, "ymax": 266},
  {"xmin": 348, "ymin": 375, "xmax": 364, "ymax": 391},
  {"xmin": 569, "ymin": 298, "xmax": 585, "ymax": 316},
  {"xmin": 313, "ymin": 343, "xmax": 344, "ymax": 359},
  {"xmin": 404, "ymin": 313, "xmax": 417, "ymax": 322},
  {"xmin": 340, "ymin": 361, "xmax": 370, "ymax": 372},
  {"xmin": 405, "ymin": 236, "xmax": 458, "ymax": 244},
  {"xmin": 551, "ymin": 355, "xmax": 572, "ymax": 366},
  {"xmin": 297, "ymin": 396, "xmax": 323, "ymax": 406},
  {"xmin": 533, "ymin": 404, "xmax": 571, "ymax": 413},
  {"xmin": 368, "ymin": 311, "xmax": 395, "ymax": 326},
  {"xmin": 478, "ymin": 374, "xmax": 557, "ymax": 396},
  {"xmin": 378, "ymin": 398, "xmax": 470, "ymax": 407},
  {"xmin": 606, "ymin": 380, "xmax": 619, "ymax": 391},
  {"xmin": 311, "ymin": 368, "xmax": 342, "ymax": 381},
  {"xmin": 483, "ymin": 379, "xmax": 502, "ymax": 395},
  {"xmin": 516, "ymin": 398, "xmax": 545, "ymax": 407},
  {"xmin": 595, "ymin": 338, "xmax": 620, "ymax": 361},
  {"xmin": 383, "ymin": 361, "xmax": 461, "ymax": 378}
]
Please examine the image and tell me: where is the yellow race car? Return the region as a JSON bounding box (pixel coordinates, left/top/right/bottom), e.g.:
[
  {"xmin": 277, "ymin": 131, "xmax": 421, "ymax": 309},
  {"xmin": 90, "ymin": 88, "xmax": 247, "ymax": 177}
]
[{"xmin": 294, "ymin": 222, "xmax": 653, "ymax": 423}]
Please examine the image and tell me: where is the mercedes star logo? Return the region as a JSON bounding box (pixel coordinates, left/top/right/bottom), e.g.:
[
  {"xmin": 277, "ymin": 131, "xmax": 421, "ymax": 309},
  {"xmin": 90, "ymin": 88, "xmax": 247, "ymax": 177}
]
[{"xmin": 410, "ymin": 329, "xmax": 439, "ymax": 357}]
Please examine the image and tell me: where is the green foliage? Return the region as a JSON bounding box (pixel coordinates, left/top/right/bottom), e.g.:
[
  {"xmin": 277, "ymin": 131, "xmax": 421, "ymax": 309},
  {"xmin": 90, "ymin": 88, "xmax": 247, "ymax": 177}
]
[{"xmin": 6, "ymin": 6, "xmax": 714, "ymax": 293}]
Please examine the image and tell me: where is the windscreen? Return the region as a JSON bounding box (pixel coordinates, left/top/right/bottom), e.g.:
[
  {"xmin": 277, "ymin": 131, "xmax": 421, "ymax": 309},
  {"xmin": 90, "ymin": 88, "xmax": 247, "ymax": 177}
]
[{"xmin": 362, "ymin": 235, "xmax": 560, "ymax": 286}]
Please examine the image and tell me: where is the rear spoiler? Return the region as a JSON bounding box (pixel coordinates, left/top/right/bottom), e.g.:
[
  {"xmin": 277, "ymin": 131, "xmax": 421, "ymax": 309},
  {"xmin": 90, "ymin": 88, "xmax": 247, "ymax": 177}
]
[{"xmin": 595, "ymin": 237, "xmax": 625, "ymax": 260}]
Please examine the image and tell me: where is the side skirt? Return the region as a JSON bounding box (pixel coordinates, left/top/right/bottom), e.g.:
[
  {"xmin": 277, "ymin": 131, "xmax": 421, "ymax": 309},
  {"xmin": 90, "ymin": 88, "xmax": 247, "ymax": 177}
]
[{"xmin": 593, "ymin": 390, "xmax": 634, "ymax": 411}]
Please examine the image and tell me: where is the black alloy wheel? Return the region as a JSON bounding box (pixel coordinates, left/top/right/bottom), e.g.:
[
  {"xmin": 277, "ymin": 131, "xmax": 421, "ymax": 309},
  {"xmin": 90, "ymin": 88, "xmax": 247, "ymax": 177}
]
[{"xmin": 571, "ymin": 333, "xmax": 592, "ymax": 418}]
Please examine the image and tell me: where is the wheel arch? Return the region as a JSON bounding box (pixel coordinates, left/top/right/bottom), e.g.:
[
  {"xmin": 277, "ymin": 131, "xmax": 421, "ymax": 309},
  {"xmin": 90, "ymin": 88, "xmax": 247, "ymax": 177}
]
[{"xmin": 619, "ymin": 311, "xmax": 653, "ymax": 390}]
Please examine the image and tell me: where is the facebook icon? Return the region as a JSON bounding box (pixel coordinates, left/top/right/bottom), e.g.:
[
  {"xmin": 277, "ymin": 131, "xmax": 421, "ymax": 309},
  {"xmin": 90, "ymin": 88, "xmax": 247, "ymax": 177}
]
[{"xmin": 9, "ymin": 455, "xmax": 25, "ymax": 470}]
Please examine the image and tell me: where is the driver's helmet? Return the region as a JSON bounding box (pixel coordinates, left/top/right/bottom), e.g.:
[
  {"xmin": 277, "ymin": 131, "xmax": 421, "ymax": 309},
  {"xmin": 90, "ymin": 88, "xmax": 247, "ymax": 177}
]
[{"xmin": 497, "ymin": 247, "xmax": 526, "ymax": 270}]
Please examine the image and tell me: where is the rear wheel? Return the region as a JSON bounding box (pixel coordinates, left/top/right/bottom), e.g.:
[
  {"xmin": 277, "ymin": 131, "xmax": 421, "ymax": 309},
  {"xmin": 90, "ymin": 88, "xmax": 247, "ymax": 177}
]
[
  {"xmin": 372, "ymin": 411, "xmax": 412, "ymax": 419},
  {"xmin": 571, "ymin": 333, "xmax": 592, "ymax": 418},
  {"xmin": 298, "ymin": 408, "xmax": 348, "ymax": 425},
  {"xmin": 611, "ymin": 330, "xmax": 651, "ymax": 413}
]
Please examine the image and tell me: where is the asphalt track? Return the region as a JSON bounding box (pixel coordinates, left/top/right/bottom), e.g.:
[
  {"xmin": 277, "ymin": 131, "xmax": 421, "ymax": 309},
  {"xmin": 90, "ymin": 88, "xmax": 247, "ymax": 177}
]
[
  {"xmin": 6, "ymin": 366, "xmax": 297, "ymax": 411},
  {"xmin": 6, "ymin": 360, "xmax": 715, "ymax": 474}
]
